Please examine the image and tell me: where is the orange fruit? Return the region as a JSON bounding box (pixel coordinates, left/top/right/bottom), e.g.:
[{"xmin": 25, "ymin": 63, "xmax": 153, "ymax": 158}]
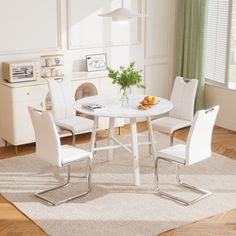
[
  {"xmin": 147, "ymin": 97, "xmax": 152, "ymax": 103},
  {"xmin": 151, "ymin": 96, "xmax": 157, "ymax": 104},
  {"xmin": 138, "ymin": 104, "xmax": 146, "ymax": 110}
]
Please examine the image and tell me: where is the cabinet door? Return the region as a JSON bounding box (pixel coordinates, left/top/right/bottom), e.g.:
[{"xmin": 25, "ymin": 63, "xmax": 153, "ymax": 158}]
[
  {"xmin": 0, "ymin": 84, "xmax": 48, "ymax": 146},
  {"xmin": 12, "ymin": 100, "xmax": 45, "ymax": 145},
  {"xmin": 11, "ymin": 85, "xmax": 48, "ymax": 102}
]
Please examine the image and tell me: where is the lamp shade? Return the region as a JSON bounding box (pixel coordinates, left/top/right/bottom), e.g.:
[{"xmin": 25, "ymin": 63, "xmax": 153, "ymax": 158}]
[{"xmin": 98, "ymin": 7, "xmax": 138, "ymax": 22}]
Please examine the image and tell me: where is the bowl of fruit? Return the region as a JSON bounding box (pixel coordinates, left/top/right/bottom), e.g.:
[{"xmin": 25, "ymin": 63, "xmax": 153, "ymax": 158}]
[{"xmin": 138, "ymin": 96, "xmax": 159, "ymax": 110}]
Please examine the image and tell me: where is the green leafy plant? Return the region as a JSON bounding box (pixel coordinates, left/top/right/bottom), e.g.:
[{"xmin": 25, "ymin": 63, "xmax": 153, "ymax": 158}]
[{"xmin": 107, "ymin": 62, "xmax": 145, "ymax": 104}]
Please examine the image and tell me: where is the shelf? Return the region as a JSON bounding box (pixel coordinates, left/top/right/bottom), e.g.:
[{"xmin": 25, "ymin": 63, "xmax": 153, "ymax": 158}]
[
  {"xmin": 41, "ymin": 75, "xmax": 64, "ymax": 79},
  {"xmin": 41, "ymin": 64, "xmax": 64, "ymax": 68},
  {"xmin": 41, "ymin": 54, "xmax": 64, "ymax": 58}
]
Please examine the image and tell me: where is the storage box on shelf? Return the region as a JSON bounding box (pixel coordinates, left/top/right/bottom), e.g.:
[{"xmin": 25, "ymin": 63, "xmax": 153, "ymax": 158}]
[{"xmin": 41, "ymin": 54, "xmax": 64, "ymax": 80}]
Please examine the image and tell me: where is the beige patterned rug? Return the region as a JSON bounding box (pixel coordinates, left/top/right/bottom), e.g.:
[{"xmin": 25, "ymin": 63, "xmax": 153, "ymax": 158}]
[{"xmin": 1, "ymin": 133, "xmax": 236, "ymax": 236}]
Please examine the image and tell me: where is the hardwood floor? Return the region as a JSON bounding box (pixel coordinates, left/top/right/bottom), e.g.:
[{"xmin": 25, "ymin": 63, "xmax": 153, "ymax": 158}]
[
  {"xmin": 161, "ymin": 126, "xmax": 236, "ymax": 236},
  {"xmin": 0, "ymin": 123, "xmax": 236, "ymax": 235}
]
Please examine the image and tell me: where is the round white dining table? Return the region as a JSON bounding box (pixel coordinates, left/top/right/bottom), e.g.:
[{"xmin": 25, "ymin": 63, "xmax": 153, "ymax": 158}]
[{"xmin": 74, "ymin": 94, "xmax": 173, "ymax": 186}]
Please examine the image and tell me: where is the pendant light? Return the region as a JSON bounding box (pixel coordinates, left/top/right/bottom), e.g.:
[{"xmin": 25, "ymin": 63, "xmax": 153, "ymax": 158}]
[{"xmin": 98, "ymin": 0, "xmax": 144, "ymax": 24}]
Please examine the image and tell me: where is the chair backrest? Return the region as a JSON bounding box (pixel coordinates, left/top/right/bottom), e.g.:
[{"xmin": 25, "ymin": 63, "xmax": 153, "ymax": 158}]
[
  {"xmin": 186, "ymin": 106, "xmax": 219, "ymax": 165},
  {"xmin": 28, "ymin": 106, "xmax": 62, "ymax": 167},
  {"xmin": 169, "ymin": 76, "xmax": 198, "ymax": 121},
  {"xmin": 48, "ymin": 79, "xmax": 76, "ymax": 121}
]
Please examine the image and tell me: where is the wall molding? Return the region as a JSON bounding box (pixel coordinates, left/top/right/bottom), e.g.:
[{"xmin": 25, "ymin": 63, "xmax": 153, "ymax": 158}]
[
  {"xmin": 144, "ymin": 0, "xmax": 171, "ymax": 60},
  {"xmin": 143, "ymin": 0, "xmax": 175, "ymax": 97},
  {"xmin": 67, "ymin": 0, "xmax": 142, "ymax": 50},
  {"xmin": 144, "ymin": 56, "xmax": 169, "ymax": 66},
  {"xmin": 0, "ymin": 0, "xmax": 62, "ymax": 55},
  {"xmin": 144, "ymin": 62, "xmax": 168, "ymax": 87}
]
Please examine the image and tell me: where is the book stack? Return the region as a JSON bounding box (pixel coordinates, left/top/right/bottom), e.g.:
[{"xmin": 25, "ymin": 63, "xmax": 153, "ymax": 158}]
[{"xmin": 82, "ymin": 103, "xmax": 105, "ymax": 111}]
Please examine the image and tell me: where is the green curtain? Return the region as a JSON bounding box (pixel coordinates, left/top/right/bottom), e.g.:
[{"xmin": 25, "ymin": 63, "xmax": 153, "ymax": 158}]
[{"xmin": 176, "ymin": 0, "xmax": 207, "ymax": 111}]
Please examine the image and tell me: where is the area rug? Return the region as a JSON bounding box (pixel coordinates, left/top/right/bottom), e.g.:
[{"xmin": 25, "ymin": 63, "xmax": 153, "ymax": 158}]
[{"xmin": 1, "ymin": 133, "xmax": 236, "ymax": 236}]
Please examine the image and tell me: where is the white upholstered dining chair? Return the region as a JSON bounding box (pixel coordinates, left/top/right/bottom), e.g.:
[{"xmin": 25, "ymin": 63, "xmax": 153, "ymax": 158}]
[
  {"xmin": 28, "ymin": 106, "xmax": 93, "ymax": 206},
  {"xmin": 48, "ymin": 79, "xmax": 94, "ymax": 146},
  {"xmin": 152, "ymin": 76, "xmax": 198, "ymax": 145},
  {"xmin": 155, "ymin": 105, "xmax": 219, "ymax": 206}
]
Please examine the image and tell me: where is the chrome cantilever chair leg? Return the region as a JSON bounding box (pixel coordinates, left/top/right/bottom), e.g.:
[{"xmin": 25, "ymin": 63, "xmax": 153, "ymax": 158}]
[
  {"xmin": 35, "ymin": 158, "xmax": 92, "ymax": 206},
  {"xmin": 155, "ymin": 157, "xmax": 212, "ymax": 206},
  {"xmin": 70, "ymin": 130, "xmax": 76, "ymax": 146},
  {"xmin": 148, "ymin": 131, "xmax": 153, "ymax": 155},
  {"xmin": 58, "ymin": 127, "xmax": 76, "ymax": 146},
  {"xmin": 170, "ymin": 133, "xmax": 174, "ymax": 146},
  {"xmin": 170, "ymin": 126, "xmax": 191, "ymax": 146},
  {"xmin": 93, "ymin": 140, "xmax": 97, "ymax": 157}
]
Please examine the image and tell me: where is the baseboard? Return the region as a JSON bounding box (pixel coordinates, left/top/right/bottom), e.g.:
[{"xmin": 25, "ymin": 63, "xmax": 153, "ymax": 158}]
[{"xmin": 216, "ymin": 118, "xmax": 236, "ymax": 132}]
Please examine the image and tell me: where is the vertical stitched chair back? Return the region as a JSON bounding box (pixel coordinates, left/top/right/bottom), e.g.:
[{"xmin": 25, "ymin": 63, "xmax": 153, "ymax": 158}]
[
  {"xmin": 48, "ymin": 79, "xmax": 76, "ymax": 121},
  {"xmin": 28, "ymin": 107, "xmax": 62, "ymax": 167},
  {"xmin": 186, "ymin": 106, "xmax": 219, "ymax": 165},
  {"xmin": 169, "ymin": 77, "xmax": 198, "ymax": 121}
]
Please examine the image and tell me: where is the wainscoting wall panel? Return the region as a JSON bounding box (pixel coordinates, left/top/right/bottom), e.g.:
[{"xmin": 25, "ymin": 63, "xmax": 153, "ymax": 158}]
[
  {"xmin": 145, "ymin": 0, "xmax": 170, "ymax": 59},
  {"xmin": 67, "ymin": 0, "xmax": 141, "ymax": 49},
  {"xmin": 0, "ymin": 0, "xmax": 61, "ymax": 54},
  {"xmin": 144, "ymin": 0, "xmax": 176, "ymax": 99},
  {"xmin": 144, "ymin": 63, "xmax": 169, "ymax": 97}
]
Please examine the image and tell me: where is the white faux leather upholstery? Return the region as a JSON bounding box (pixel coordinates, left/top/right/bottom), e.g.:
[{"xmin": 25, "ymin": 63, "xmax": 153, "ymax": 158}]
[
  {"xmin": 152, "ymin": 117, "xmax": 191, "ymax": 134},
  {"xmin": 157, "ymin": 106, "xmax": 219, "ymax": 166},
  {"xmin": 152, "ymin": 77, "xmax": 198, "ymax": 136},
  {"xmin": 157, "ymin": 144, "xmax": 186, "ymax": 164},
  {"xmin": 28, "ymin": 107, "xmax": 93, "ymax": 167},
  {"xmin": 48, "ymin": 79, "xmax": 93, "ymax": 135},
  {"xmin": 28, "ymin": 107, "xmax": 61, "ymax": 166},
  {"xmin": 186, "ymin": 106, "xmax": 220, "ymax": 165},
  {"xmin": 56, "ymin": 116, "xmax": 94, "ymax": 134},
  {"xmin": 61, "ymin": 145, "xmax": 93, "ymax": 165},
  {"xmin": 48, "ymin": 79, "xmax": 76, "ymax": 121},
  {"xmin": 170, "ymin": 77, "xmax": 198, "ymax": 121}
]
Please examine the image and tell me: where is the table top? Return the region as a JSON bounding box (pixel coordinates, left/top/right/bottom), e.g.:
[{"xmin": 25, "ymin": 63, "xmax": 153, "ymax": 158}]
[{"xmin": 74, "ymin": 94, "xmax": 173, "ymax": 118}]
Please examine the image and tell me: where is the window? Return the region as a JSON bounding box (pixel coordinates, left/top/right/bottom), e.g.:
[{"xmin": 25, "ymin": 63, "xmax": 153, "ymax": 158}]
[
  {"xmin": 205, "ymin": 0, "xmax": 230, "ymax": 85},
  {"xmin": 205, "ymin": 0, "xmax": 236, "ymax": 89},
  {"xmin": 228, "ymin": 0, "xmax": 236, "ymax": 88}
]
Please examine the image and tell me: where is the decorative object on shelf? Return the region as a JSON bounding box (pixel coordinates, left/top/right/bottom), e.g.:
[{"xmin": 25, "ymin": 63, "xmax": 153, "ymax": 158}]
[
  {"xmin": 2, "ymin": 61, "xmax": 39, "ymax": 83},
  {"xmin": 86, "ymin": 53, "xmax": 107, "ymax": 72},
  {"xmin": 41, "ymin": 54, "xmax": 64, "ymax": 79},
  {"xmin": 98, "ymin": 0, "xmax": 146, "ymax": 24},
  {"xmin": 107, "ymin": 62, "xmax": 145, "ymax": 106}
]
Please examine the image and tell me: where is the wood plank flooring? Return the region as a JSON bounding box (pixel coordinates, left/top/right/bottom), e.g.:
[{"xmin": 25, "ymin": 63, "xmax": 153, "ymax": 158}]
[{"xmin": 0, "ymin": 123, "xmax": 236, "ymax": 236}]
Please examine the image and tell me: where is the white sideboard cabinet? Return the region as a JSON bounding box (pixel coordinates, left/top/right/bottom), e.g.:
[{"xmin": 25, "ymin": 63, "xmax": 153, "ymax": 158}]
[
  {"xmin": 0, "ymin": 80, "xmax": 48, "ymax": 152},
  {"xmin": 0, "ymin": 73, "xmax": 124, "ymax": 152}
]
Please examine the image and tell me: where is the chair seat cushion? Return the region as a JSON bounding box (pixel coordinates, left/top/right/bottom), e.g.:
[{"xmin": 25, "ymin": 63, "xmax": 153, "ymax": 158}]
[
  {"xmin": 61, "ymin": 145, "xmax": 93, "ymax": 165},
  {"xmin": 157, "ymin": 144, "xmax": 187, "ymax": 164},
  {"xmin": 152, "ymin": 116, "xmax": 191, "ymax": 134},
  {"xmin": 56, "ymin": 116, "xmax": 93, "ymax": 134}
]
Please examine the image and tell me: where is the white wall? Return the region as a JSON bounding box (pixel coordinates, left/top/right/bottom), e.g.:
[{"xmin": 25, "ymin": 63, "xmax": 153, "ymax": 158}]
[
  {"xmin": 205, "ymin": 84, "xmax": 236, "ymax": 131},
  {"xmin": 0, "ymin": 0, "xmax": 177, "ymax": 147},
  {"xmin": 144, "ymin": 0, "xmax": 177, "ymax": 98}
]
